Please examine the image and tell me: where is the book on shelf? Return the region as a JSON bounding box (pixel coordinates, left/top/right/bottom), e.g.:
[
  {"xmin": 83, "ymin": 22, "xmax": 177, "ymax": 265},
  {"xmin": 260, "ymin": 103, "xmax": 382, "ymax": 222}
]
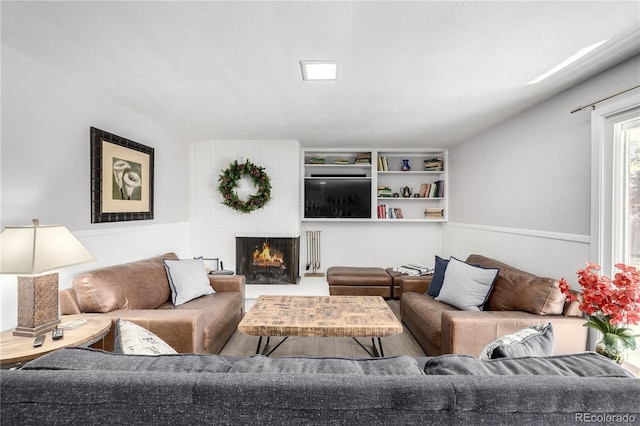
[
  {"xmin": 334, "ymin": 158, "xmax": 350, "ymax": 164},
  {"xmin": 377, "ymin": 186, "xmax": 393, "ymax": 197},
  {"xmin": 355, "ymin": 153, "xmax": 372, "ymax": 164},
  {"xmin": 308, "ymin": 157, "xmax": 326, "ymax": 164},
  {"xmin": 378, "ymin": 205, "xmax": 403, "ymax": 219},
  {"xmin": 424, "ymin": 157, "xmax": 444, "ymax": 171},
  {"xmin": 377, "ymin": 156, "xmax": 389, "ymax": 171},
  {"xmin": 425, "ymin": 207, "xmax": 444, "ymax": 219},
  {"xmin": 418, "ymin": 181, "xmax": 444, "ymax": 198}
]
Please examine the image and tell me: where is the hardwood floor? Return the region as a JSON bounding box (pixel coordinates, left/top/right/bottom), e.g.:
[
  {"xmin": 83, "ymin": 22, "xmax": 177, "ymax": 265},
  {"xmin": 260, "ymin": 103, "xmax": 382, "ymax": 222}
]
[{"xmin": 219, "ymin": 300, "xmax": 426, "ymax": 358}]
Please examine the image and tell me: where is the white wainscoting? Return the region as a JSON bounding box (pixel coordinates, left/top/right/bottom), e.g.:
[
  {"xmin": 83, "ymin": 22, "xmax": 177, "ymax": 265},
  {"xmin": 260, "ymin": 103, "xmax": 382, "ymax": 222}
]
[
  {"xmin": 441, "ymin": 222, "xmax": 591, "ymax": 284},
  {"xmin": 0, "ymin": 222, "xmax": 191, "ymax": 331}
]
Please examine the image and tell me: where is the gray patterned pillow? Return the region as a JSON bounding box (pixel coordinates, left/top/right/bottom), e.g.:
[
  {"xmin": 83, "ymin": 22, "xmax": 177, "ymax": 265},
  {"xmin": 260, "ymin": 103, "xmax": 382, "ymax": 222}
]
[
  {"xmin": 479, "ymin": 323, "xmax": 554, "ymax": 360},
  {"xmin": 113, "ymin": 318, "xmax": 177, "ymax": 355}
]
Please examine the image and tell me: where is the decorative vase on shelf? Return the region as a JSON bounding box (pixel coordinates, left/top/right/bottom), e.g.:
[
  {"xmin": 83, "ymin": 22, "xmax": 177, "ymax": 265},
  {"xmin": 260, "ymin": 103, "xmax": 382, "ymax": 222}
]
[
  {"xmin": 401, "ymin": 159, "xmax": 411, "ymax": 171},
  {"xmin": 595, "ymin": 336, "xmax": 627, "ymax": 364}
]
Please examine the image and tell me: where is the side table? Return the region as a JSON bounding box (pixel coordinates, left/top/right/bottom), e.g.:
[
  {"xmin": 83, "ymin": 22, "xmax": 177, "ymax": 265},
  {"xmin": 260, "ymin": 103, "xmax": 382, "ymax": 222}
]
[{"xmin": 0, "ymin": 313, "xmax": 112, "ymax": 369}]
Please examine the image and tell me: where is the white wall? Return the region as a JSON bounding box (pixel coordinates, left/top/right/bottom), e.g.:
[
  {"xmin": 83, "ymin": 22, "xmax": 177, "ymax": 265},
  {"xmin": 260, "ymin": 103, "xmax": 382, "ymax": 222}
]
[
  {"xmin": 190, "ymin": 140, "xmax": 300, "ymax": 270},
  {"xmin": 1, "ymin": 47, "xmax": 191, "ymax": 330},
  {"xmin": 300, "ymin": 221, "xmax": 441, "ymax": 272},
  {"xmin": 191, "ymin": 141, "xmax": 442, "ymax": 275},
  {"xmin": 444, "ymin": 55, "xmax": 640, "ymax": 281}
]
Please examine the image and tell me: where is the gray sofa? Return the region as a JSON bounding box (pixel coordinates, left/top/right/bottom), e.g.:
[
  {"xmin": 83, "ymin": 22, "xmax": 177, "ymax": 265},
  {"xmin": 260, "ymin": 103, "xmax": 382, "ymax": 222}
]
[{"xmin": 2, "ymin": 347, "xmax": 638, "ymax": 425}]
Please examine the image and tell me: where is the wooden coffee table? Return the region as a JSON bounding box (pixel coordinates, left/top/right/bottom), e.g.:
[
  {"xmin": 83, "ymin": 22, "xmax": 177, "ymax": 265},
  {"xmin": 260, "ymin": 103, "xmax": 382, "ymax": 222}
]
[{"xmin": 238, "ymin": 295, "xmax": 403, "ymax": 357}]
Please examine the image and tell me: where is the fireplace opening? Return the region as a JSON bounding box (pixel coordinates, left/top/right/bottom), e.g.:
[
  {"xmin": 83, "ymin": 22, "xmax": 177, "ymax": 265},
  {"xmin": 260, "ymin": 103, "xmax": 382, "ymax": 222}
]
[{"xmin": 236, "ymin": 236, "xmax": 300, "ymax": 284}]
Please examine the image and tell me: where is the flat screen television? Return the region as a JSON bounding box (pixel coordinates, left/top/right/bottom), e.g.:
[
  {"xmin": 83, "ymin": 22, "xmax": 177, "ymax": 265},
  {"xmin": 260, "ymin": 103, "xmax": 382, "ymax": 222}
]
[{"xmin": 304, "ymin": 178, "xmax": 371, "ymax": 219}]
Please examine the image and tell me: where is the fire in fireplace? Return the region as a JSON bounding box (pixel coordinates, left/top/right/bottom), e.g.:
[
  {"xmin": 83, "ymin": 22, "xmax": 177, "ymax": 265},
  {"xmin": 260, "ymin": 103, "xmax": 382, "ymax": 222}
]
[{"xmin": 236, "ymin": 236, "xmax": 300, "ymax": 284}]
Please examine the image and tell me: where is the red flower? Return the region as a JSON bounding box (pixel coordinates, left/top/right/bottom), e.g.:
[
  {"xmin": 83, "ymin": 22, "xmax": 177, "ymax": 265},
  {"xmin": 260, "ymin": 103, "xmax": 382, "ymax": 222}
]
[{"xmin": 559, "ymin": 261, "xmax": 640, "ymax": 327}]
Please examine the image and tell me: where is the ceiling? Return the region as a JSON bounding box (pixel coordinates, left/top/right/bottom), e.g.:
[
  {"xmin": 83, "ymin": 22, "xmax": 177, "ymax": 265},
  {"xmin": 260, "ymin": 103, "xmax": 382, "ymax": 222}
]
[{"xmin": 2, "ymin": 1, "xmax": 639, "ymax": 148}]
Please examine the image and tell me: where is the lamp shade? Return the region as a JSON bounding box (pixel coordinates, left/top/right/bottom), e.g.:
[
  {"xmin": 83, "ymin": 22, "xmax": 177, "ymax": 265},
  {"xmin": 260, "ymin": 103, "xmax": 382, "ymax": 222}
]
[{"xmin": 0, "ymin": 220, "xmax": 96, "ymax": 275}]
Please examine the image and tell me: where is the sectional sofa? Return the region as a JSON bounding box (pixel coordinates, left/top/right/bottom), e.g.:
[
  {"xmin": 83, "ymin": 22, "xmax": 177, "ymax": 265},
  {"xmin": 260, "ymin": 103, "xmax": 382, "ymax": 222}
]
[
  {"xmin": 2, "ymin": 347, "xmax": 638, "ymax": 425},
  {"xmin": 399, "ymin": 254, "xmax": 587, "ymax": 356},
  {"xmin": 59, "ymin": 253, "xmax": 245, "ymax": 353}
]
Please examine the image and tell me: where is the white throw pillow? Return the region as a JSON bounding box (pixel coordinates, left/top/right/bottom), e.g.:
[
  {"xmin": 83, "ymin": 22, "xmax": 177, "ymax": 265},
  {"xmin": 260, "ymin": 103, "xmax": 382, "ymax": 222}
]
[
  {"xmin": 164, "ymin": 258, "xmax": 214, "ymax": 306},
  {"xmin": 435, "ymin": 257, "xmax": 499, "ymax": 311},
  {"xmin": 113, "ymin": 318, "xmax": 177, "ymax": 355}
]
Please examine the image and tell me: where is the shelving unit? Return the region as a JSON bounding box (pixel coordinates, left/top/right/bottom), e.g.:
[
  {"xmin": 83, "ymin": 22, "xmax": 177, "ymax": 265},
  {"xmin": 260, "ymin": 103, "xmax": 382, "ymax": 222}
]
[
  {"xmin": 302, "ymin": 148, "xmax": 448, "ymax": 222},
  {"xmin": 376, "ymin": 150, "xmax": 447, "ymax": 222}
]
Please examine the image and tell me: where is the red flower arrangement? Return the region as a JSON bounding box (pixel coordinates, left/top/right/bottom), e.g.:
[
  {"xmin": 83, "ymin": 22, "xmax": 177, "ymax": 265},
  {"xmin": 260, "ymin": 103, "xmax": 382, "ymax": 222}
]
[{"xmin": 559, "ymin": 262, "xmax": 640, "ymax": 361}]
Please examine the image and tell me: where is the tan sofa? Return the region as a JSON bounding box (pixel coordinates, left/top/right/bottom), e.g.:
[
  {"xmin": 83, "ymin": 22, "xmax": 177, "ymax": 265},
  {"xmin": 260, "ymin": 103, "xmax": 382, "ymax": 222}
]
[
  {"xmin": 399, "ymin": 254, "xmax": 587, "ymax": 356},
  {"xmin": 60, "ymin": 253, "xmax": 245, "ymax": 354}
]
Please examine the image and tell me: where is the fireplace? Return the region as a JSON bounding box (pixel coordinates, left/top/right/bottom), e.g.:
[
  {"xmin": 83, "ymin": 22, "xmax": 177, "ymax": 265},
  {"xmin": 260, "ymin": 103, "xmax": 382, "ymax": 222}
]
[{"xmin": 236, "ymin": 235, "xmax": 300, "ymax": 284}]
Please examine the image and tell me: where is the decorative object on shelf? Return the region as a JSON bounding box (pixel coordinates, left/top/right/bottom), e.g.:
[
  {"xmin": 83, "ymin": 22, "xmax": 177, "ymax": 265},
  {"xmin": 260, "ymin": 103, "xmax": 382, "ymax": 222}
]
[
  {"xmin": 90, "ymin": 127, "xmax": 155, "ymax": 223},
  {"xmin": 0, "ymin": 219, "xmax": 96, "ymax": 337},
  {"xmin": 413, "ymin": 193, "xmax": 420, "ymax": 198},
  {"xmin": 559, "ymin": 262, "xmax": 639, "ymax": 363},
  {"xmin": 393, "ymin": 192, "xmax": 400, "ymax": 198},
  {"xmin": 218, "ymin": 159, "xmax": 271, "ymax": 214},
  {"xmin": 400, "ymin": 186, "xmax": 412, "ymax": 198},
  {"xmin": 401, "ymin": 159, "xmax": 411, "ymax": 171}
]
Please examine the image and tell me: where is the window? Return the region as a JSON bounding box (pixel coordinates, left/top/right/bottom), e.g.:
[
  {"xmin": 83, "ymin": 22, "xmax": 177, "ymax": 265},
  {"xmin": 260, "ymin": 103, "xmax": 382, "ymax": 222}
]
[{"xmin": 592, "ymin": 95, "xmax": 640, "ymax": 366}]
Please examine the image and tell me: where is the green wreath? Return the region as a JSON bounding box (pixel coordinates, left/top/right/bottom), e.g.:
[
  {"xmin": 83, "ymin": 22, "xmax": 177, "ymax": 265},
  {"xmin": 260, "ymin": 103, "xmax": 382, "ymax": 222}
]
[{"xmin": 218, "ymin": 159, "xmax": 271, "ymax": 214}]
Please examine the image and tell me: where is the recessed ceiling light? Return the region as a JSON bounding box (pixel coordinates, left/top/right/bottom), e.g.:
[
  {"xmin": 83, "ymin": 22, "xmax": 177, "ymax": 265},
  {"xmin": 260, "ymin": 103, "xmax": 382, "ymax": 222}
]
[
  {"xmin": 527, "ymin": 39, "xmax": 608, "ymax": 85},
  {"xmin": 300, "ymin": 60, "xmax": 340, "ymax": 81}
]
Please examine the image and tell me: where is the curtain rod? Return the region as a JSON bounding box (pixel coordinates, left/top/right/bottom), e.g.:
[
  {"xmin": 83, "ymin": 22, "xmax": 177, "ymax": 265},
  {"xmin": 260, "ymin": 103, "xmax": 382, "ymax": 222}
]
[{"xmin": 570, "ymin": 85, "xmax": 640, "ymax": 113}]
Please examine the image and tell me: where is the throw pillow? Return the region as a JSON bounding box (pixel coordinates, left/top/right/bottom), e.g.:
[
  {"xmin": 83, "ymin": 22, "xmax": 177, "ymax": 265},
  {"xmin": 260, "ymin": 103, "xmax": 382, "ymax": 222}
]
[
  {"xmin": 435, "ymin": 257, "xmax": 499, "ymax": 311},
  {"xmin": 113, "ymin": 318, "xmax": 177, "ymax": 355},
  {"xmin": 479, "ymin": 323, "xmax": 555, "ymax": 360},
  {"xmin": 163, "ymin": 258, "xmax": 214, "ymax": 306},
  {"xmin": 427, "ymin": 256, "xmax": 482, "ymax": 297},
  {"xmin": 427, "ymin": 255, "xmax": 449, "ymax": 297},
  {"xmin": 423, "ymin": 352, "xmax": 634, "ymax": 377}
]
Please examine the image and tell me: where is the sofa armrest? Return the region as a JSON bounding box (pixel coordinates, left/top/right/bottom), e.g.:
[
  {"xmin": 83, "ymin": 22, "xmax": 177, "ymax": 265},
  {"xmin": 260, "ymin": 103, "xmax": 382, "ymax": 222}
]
[
  {"xmin": 103, "ymin": 309, "xmax": 206, "ymax": 353},
  {"xmin": 209, "ymin": 274, "xmax": 245, "ymax": 293},
  {"xmin": 398, "ymin": 275, "xmax": 432, "ymax": 295},
  {"xmin": 60, "ymin": 288, "xmax": 82, "ymax": 315},
  {"xmin": 440, "ymin": 310, "xmax": 587, "ymax": 356}
]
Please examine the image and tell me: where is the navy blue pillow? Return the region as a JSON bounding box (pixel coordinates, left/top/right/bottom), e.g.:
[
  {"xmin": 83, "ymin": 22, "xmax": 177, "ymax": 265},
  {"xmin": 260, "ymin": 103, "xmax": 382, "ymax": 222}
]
[
  {"xmin": 427, "ymin": 256, "xmax": 449, "ymax": 297},
  {"xmin": 427, "ymin": 256, "xmax": 482, "ymax": 297}
]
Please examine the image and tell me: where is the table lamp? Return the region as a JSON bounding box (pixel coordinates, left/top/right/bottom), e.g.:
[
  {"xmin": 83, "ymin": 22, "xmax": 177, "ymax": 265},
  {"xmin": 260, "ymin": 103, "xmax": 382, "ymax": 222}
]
[{"xmin": 0, "ymin": 219, "xmax": 96, "ymax": 337}]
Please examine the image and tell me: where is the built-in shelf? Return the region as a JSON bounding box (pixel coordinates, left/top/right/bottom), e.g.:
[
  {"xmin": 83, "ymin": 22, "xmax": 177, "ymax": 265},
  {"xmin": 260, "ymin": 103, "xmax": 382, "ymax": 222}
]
[{"xmin": 302, "ymin": 148, "xmax": 448, "ymax": 222}]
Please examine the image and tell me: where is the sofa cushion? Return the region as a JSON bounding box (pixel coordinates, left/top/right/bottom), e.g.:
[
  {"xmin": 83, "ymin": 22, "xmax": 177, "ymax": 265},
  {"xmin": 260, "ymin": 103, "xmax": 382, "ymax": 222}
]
[
  {"xmin": 21, "ymin": 347, "xmax": 232, "ymax": 373},
  {"xmin": 479, "ymin": 323, "xmax": 555, "ymax": 360},
  {"xmin": 424, "ymin": 352, "xmax": 634, "ymax": 377},
  {"xmin": 400, "ymin": 292, "xmax": 459, "ymax": 351},
  {"xmin": 113, "ymin": 318, "xmax": 177, "ymax": 355},
  {"xmin": 228, "ymin": 355, "xmax": 424, "ymax": 375},
  {"xmin": 435, "ymin": 257, "xmax": 499, "ymax": 311},
  {"xmin": 72, "ymin": 253, "xmax": 177, "ymax": 313},
  {"xmin": 467, "ymin": 254, "xmax": 567, "ymax": 315},
  {"xmin": 163, "ymin": 258, "xmax": 215, "ymax": 306}
]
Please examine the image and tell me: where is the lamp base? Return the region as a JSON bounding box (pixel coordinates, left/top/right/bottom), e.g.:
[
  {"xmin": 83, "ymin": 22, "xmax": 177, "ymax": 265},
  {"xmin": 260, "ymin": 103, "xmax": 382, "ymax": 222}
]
[{"xmin": 13, "ymin": 273, "xmax": 60, "ymax": 337}]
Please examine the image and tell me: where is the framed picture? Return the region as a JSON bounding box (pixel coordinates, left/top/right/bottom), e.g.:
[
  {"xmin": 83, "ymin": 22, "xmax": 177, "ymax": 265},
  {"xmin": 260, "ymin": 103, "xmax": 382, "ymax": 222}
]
[{"xmin": 90, "ymin": 127, "xmax": 154, "ymax": 223}]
